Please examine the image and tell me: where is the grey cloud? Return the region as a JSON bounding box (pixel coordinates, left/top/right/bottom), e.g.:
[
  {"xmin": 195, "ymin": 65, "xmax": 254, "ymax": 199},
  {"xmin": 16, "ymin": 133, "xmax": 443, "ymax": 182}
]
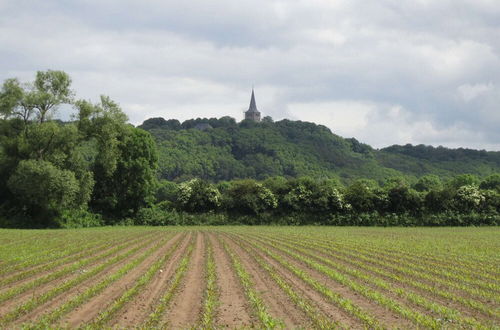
[{"xmin": 0, "ymin": 0, "xmax": 499, "ymax": 150}]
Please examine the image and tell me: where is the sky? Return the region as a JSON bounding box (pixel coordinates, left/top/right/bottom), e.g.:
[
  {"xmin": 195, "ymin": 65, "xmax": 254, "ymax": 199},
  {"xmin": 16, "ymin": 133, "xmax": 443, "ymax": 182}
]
[{"xmin": 1, "ymin": 0, "xmax": 499, "ymax": 150}]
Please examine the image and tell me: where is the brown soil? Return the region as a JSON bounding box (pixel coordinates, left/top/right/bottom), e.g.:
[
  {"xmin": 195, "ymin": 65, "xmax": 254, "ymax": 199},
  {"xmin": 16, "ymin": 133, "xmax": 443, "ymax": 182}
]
[
  {"xmin": 269, "ymin": 234, "xmax": 498, "ymax": 324},
  {"xmin": 110, "ymin": 232, "xmax": 193, "ymax": 327},
  {"xmin": 244, "ymin": 234, "xmax": 416, "ymax": 329},
  {"xmin": 208, "ymin": 232, "xmax": 255, "ymax": 328},
  {"xmin": 0, "ymin": 231, "xmax": 155, "ymax": 284},
  {"xmin": 9, "ymin": 232, "xmax": 169, "ymax": 326},
  {"xmin": 231, "ymin": 233, "xmax": 364, "ymax": 329},
  {"xmin": 2, "ymin": 229, "xmax": 497, "ymax": 329},
  {"xmin": 164, "ymin": 231, "xmax": 207, "ymax": 328},
  {"xmin": 0, "ymin": 233, "xmax": 145, "ymax": 295},
  {"xmin": 221, "ymin": 234, "xmax": 312, "ymax": 328},
  {"xmin": 0, "ymin": 232, "xmax": 164, "ymax": 321},
  {"xmin": 59, "ymin": 232, "xmax": 187, "ymax": 328}
]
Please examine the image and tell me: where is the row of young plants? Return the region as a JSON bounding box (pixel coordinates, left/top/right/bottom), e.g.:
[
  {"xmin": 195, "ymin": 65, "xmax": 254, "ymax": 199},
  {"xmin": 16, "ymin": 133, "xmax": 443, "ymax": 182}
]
[
  {"xmin": 253, "ymin": 234, "xmax": 491, "ymax": 328},
  {"xmin": 142, "ymin": 240, "xmax": 195, "ymax": 328},
  {"xmin": 0, "ymin": 234, "xmax": 110, "ymax": 276},
  {"xmin": 0, "ymin": 230, "xmax": 157, "ymax": 278},
  {"xmin": 21, "ymin": 233, "xmax": 184, "ymax": 329},
  {"xmin": 249, "ymin": 234, "xmax": 445, "ymax": 328},
  {"xmin": 226, "ymin": 234, "xmax": 345, "ymax": 329},
  {"xmin": 338, "ymin": 237, "xmax": 500, "ymax": 279},
  {"xmin": 317, "ymin": 237, "xmax": 500, "ymax": 291},
  {"xmin": 232, "ymin": 233, "xmax": 383, "ymax": 328},
  {"xmin": 220, "ymin": 237, "xmax": 284, "ymax": 329},
  {"xmin": 0, "ymin": 231, "xmax": 154, "ymax": 289},
  {"xmin": 271, "ymin": 229, "xmax": 500, "ymax": 283},
  {"xmin": 314, "ymin": 237, "xmax": 498, "ymax": 302},
  {"xmin": 199, "ymin": 238, "xmax": 218, "ymax": 329},
  {"xmin": 87, "ymin": 234, "xmax": 193, "ymax": 329},
  {"xmin": 0, "ymin": 232, "xmax": 160, "ymax": 306},
  {"xmin": 0, "ymin": 233, "xmax": 171, "ymax": 326},
  {"xmin": 263, "ymin": 232, "xmax": 499, "ymax": 303}
]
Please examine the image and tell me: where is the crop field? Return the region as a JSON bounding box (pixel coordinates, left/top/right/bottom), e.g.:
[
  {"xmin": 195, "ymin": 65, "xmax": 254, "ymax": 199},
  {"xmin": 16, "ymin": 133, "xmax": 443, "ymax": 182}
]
[{"xmin": 0, "ymin": 227, "xmax": 498, "ymax": 329}]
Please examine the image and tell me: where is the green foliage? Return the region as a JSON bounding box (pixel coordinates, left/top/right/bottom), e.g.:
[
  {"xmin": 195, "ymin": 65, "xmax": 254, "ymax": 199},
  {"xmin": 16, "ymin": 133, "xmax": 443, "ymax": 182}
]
[
  {"xmin": 447, "ymin": 174, "xmax": 480, "ymax": 190},
  {"xmin": 1, "ymin": 70, "xmax": 500, "ymax": 228},
  {"xmin": 225, "ymin": 179, "xmax": 277, "ymax": 215},
  {"xmin": 91, "ymin": 125, "xmax": 158, "ymax": 220},
  {"xmin": 414, "ymin": 174, "xmax": 442, "ymax": 192},
  {"xmin": 7, "ymin": 160, "xmax": 81, "ymax": 225},
  {"xmin": 283, "ymin": 177, "xmax": 348, "ymax": 216},
  {"xmin": 0, "ymin": 71, "xmax": 159, "ymax": 227},
  {"xmin": 344, "ymin": 179, "xmax": 379, "ymax": 213},
  {"xmin": 0, "ymin": 70, "xmax": 73, "ymax": 124},
  {"xmin": 480, "ymin": 174, "xmax": 500, "ymax": 191},
  {"xmin": 56, "ymin": 209, "xmax": 103, "ymax": 228},
  {"xmin": 176, "ymin": 178, "xmax": 221, "ymax": 213},
  {"xmin": 143, "ymin": 117, "xmax": 500, "ymax": 183},
  {"xmin": 454, "ymin": 185, "xmax": 485, "ymax": 213}
]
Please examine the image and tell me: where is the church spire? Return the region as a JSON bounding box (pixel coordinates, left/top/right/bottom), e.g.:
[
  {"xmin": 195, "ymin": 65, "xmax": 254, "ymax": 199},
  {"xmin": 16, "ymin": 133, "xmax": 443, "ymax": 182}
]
[
  {"xmin": 248, "ymin": 89, "xmax": 258, "ymax": 113},
  {"xmin": 244, "ymin": 88, "xmax": 261, "ymax": 122}
]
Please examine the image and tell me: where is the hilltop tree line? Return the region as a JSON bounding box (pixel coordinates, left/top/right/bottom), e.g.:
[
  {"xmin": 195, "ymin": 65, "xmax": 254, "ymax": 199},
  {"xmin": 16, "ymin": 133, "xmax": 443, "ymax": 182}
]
[
  {"xmin": 140, "ymin": 116, "xmax": 500, "ymax": 183},
  {"xmin": 0, "ymin": 71, "xmax": 499, "ymax": 227}
]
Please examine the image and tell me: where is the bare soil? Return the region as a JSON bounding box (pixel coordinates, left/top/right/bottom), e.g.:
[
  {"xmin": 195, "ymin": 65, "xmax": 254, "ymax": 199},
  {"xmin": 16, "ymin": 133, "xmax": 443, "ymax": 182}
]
[
  {"xmin": 9, "ymin": 232, "xmax": 169, "ymax": 326},
  {"xmin": 2, "ymin": 229, "xmax": 496, "ymax": 329},
  {"xmin": 221, "ymin": 234, "xmax": 312, "ymax": 328},
  {"xmin": 110, "ymin": 232, "xmax": 194, "ymax": 327},
  {"xmin": 164, "ymin": 231, "xmax": 206, "ymax": 328},
  {"xmin": 59, "ymin": 232, "xmax": 186, "ymax": 328},
  {"xmin": 208, "ymin": 233, "xmax": 256, "ymax": 328},
  {"xmin": 0, "ymin": 232, "xmax": 164, "ymax": 322}
]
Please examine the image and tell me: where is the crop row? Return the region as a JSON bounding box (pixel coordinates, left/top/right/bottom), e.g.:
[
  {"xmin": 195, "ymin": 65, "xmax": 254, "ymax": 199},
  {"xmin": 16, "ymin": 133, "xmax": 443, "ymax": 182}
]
[
  {"xmin": 251, "ymin": 233, "xmax": 490, "ymax": 328},
  {"xmin": 0, "ymin": 233, "xmax": 176, "ymax": 327}
]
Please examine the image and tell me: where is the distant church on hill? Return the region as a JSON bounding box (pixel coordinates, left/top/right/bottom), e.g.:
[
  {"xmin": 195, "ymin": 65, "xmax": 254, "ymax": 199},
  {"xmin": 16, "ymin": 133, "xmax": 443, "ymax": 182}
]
[{"xmin": 244, "ymin": 89, "xmax": 261, "ymax": 122}]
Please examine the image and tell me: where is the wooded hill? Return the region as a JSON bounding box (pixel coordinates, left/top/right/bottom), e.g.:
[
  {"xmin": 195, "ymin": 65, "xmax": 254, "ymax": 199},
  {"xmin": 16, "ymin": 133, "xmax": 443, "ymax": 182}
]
[{"xmin": 140, "ymin": 117, "xmax": 500, "ymax": 183}]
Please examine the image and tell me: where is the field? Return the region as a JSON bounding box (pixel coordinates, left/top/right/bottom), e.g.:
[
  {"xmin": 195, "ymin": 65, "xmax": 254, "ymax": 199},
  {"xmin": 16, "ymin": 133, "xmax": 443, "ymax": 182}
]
[{"xmin": 0, "ymin": 227, "xmax": 498, "ymax": 329}]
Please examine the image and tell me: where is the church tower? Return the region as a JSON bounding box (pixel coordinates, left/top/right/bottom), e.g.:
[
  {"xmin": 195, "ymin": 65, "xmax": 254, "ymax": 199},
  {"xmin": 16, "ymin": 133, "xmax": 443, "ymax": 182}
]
[{"xmin": 244, "ymin": 89, "xmax": 261, "ymax": 122}]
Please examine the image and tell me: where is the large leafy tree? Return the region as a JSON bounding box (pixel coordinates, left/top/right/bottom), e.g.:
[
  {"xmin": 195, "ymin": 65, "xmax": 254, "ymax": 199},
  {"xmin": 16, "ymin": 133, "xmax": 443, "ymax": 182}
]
[
  {"xmin": 0, "ymin": 70, "xmax": 73, "ymax": 124},
  {"xmin": 7, "ymin": 159, "xmax": 80, "ymax": 226},
  {"xmin": 74, "ymin": 97, "xmax": 158, "ymax": 220}
]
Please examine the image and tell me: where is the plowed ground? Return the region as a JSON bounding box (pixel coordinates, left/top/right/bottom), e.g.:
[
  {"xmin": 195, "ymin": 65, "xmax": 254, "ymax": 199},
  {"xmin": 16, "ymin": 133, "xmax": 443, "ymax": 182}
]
[{"xmin": 0, "ymin": 227, "xmax": 498, "ymax": 329}]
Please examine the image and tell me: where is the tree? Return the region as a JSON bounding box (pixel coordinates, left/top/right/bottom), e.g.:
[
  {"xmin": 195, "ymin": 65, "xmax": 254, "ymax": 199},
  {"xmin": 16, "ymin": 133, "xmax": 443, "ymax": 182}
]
[
  {"xmin": 446, "ymin": 174, "xmax": 480, "ymax": 190},
  {"xmin": 454, "ymin": 185, "xmax": 485, "ymax": 213},
  {"xmin": 91, "ymin": 125, "xmax": 158, "ymax": 219},
  {"xmin": 414, "ymin": 174, "xmax": 442, "ymax": 192},
  {"xmin": 32, "ymin": 70, "xmax": 73, "ymax": 123},
  {"xmin": 0, "ymin": 78, "xmax": 35, "ymax": 127},
  {"xmin": 480, "ymin": 174, "xmax": 500, "ymax": 192},
  {"xmin": 345, "ymin": 179, "xmax": 378, "ymax": 213},
  {"xmin": 225, "ymin": 180, "xmax": 277, "ymax": 215},
  {"xmin": 0, "ymin": 70, "xmax": 73, "ymax": 124},
  {"xmin": 7, "ymin": 159, "xmax": 81, "ymax": 226},
  {"xmin": 176, "ymin": 178, "xmax": 221, "ymax": 213}
]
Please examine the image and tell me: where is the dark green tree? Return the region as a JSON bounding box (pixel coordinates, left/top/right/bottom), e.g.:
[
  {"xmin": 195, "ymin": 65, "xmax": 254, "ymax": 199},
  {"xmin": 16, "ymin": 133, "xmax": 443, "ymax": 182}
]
[{"xmin": 7, "ymin": 159, "xmax": 81, "ymax": 226}]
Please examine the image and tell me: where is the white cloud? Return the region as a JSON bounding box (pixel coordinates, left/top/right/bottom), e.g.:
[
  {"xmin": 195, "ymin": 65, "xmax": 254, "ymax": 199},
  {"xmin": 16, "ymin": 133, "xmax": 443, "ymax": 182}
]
[{"xmin": 458, "ymin": 83, "xmax": 494, "ymax": 102}]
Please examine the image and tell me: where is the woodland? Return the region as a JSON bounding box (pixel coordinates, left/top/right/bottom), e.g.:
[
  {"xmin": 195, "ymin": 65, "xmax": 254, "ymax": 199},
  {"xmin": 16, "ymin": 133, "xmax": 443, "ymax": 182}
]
[{"xmin": 1, "ymin": 71, "xmax": 499, "ymax": 228}]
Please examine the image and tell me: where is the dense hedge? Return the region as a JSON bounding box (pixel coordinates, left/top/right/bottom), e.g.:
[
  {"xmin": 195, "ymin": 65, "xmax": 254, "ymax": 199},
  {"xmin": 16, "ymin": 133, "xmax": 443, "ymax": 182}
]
[{"xmin": 134, "ymin": 174, "xmax": 500, "ymax": 226}]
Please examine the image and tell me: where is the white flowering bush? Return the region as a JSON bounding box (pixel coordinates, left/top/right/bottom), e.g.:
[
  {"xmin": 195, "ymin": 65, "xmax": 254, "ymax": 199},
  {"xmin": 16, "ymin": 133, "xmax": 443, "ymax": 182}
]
[
  {"xmin": 177, "ymin": 179, "xmax": 221, "ymax": 212},
  {"xmin": 454, "ymin": 185, "xmax": 485, "ymax": 212}
]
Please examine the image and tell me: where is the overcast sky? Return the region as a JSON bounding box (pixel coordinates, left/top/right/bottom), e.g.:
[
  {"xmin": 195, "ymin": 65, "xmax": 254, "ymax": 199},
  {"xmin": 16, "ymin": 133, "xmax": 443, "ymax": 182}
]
[{"xmin": 1, "ymin": 0, "xmax": 499, "ymax": 150}]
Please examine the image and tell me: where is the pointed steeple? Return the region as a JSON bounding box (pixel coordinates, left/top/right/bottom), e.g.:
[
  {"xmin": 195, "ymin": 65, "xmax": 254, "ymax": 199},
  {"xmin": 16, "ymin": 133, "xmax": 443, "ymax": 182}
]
[
  {"xmin": 244, "ymin": 88, "xmax": 261, "ymax": 122},
  {"xmin": 248, "ymin": 89, "xmax": 258, "ymax": 113}
]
